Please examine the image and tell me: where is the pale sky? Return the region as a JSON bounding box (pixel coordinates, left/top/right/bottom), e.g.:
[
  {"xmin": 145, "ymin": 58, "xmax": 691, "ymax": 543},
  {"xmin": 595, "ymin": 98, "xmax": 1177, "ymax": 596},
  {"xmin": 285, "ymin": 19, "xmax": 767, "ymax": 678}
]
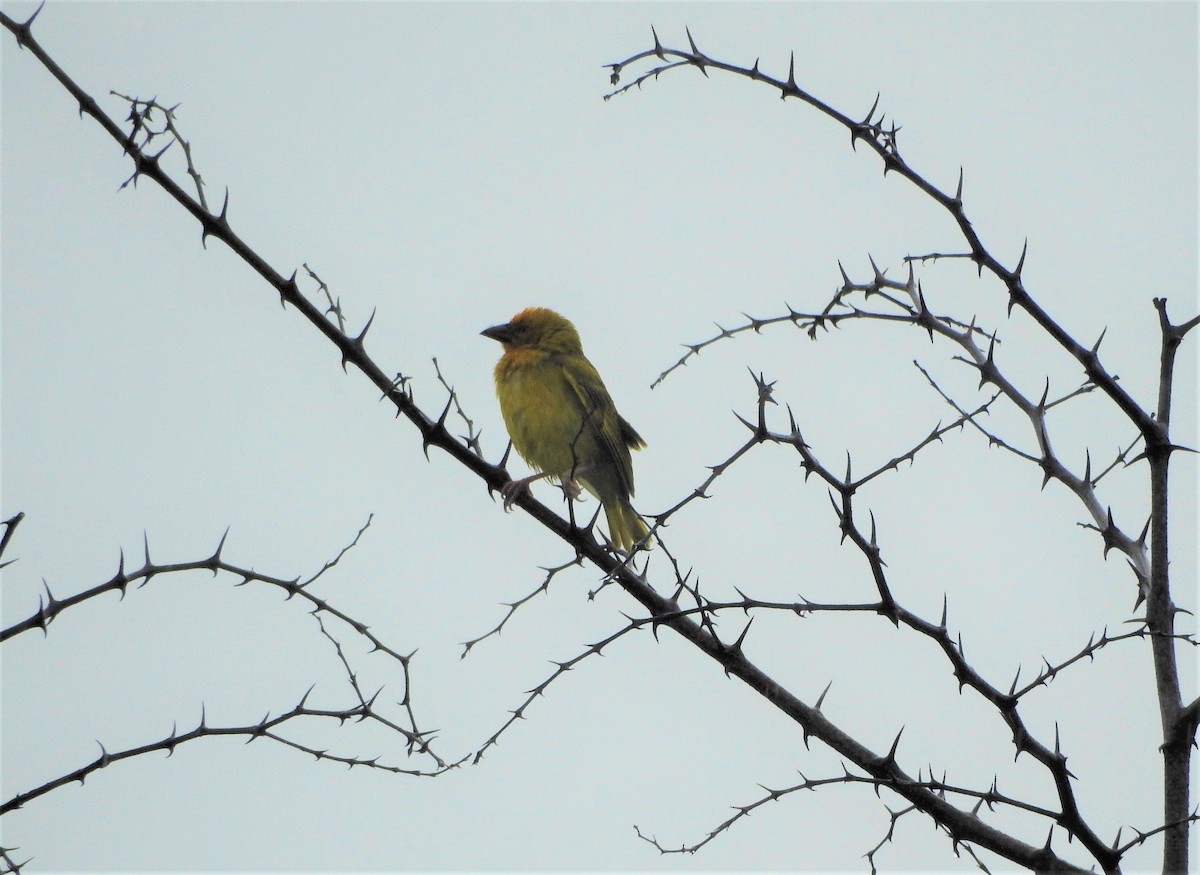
[{"xmin": 2, "ymin": 2, "xmax": 1197, "ymax": 872}]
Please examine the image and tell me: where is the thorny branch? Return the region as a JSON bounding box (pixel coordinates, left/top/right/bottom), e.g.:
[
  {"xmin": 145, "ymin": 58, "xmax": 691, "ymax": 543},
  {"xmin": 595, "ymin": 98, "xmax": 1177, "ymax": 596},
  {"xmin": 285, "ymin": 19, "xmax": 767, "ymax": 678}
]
[
  {"xmin": 635, "ymin": 766, "xmax": 1063, "ymax": 859},
  {"xmin": 460, "ymin": 552, "xmax": 585, "ymax": 656},
  {"xmin": 0, "ymin": 512, "xmax": 24, "ymax": 570},
  {"xmin": 606, "ymin": 31, "xmax": 1164, "ymax": 441},
  {"xmin": 432, "ymin": 357, "xmax": 486, "ymax": 459},
  {"xmin": 655, "ymin": 261, "xmax": 1152, "ymax": 599},
  {"xmin": 1, "ymin": 521, "xmax": 461, "ymax": 820},
  {"xmin": 4, "ymin": 9, "xmax": 1194, "ymax": 872},
  {"xmin": 303, "ymin": 263, "xmax": 348, "ymax": 334},
  {"xmin": 111, "ymin": 91, "xmax": 208, "ymax": 211},
  {"xmin": 0, "ymin": 847, "xmax": 26, "ymax": 875},
  {"xmin": 2, "ymin": 695, "xmax": 454, "ymax": 818},
  {"xmin": 471, "ymin": 612, "xmax": 654, "ymax": 765},
  {"xmin": 603, "ymin": 25, "xmax": 1196, "ymax": 873}
]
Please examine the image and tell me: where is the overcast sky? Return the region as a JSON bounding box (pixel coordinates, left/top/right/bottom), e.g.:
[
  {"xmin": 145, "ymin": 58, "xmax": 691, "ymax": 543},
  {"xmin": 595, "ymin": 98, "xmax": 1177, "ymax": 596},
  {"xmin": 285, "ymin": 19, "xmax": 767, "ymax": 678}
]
[{"xmin": 2, "ymin": 2, "xmax": 1197, "ymax": 872}]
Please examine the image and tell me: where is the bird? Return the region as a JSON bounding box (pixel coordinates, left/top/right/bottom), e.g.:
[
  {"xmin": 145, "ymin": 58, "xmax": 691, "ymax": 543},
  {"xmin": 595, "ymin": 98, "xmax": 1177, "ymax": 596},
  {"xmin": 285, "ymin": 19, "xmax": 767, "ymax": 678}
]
[{"xmin": 481, "ymin": 307, "xmax": 649, "ymax": 553}]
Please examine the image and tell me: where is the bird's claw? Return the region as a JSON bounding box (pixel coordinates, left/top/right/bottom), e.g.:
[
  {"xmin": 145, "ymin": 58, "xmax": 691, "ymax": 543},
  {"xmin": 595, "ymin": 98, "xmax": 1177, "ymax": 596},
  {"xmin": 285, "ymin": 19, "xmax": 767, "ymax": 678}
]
[
  {"xmin": 500, "ymin": 478, "xmax": 530, "ymax": 511},
  {"xmin": 499, "ymin": 474, "xmax": 581, "ymax": 511}
]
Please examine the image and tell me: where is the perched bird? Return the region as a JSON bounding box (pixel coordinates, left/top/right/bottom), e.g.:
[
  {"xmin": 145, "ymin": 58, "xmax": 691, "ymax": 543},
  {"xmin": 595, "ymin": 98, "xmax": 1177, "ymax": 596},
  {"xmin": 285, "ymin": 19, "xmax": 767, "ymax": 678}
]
[{"xmin": 482, "ymin": 307, "xmax": 649, "ymax": 552}]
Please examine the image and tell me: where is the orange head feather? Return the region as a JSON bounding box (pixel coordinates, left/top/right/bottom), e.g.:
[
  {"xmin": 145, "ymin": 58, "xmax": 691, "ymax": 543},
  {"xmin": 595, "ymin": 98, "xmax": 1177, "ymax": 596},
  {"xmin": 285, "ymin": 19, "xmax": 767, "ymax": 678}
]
[{"xmin": 480, "ymin": 307, "xmax": 583, "ymax": 357}]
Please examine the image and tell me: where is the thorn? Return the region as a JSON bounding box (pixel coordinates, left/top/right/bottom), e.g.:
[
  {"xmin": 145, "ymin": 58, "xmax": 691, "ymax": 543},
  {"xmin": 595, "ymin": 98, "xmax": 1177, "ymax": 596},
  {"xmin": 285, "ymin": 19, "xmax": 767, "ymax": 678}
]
[
  {"xmin": 885, "ymin": 726, "xmax": 904, "ymax": 764},
  {"xmin": 1092, "ymin": 327, "xmax": 1107, "ymax": 355},
  {"xmin": 281, "ymin": 270, "xmax": 300, "ymax": 309},
  {"xmin": 298, "ymin": 683, "xmax": 317, "ymax": 709},
  {"xmin": 917, "ymin": 287, "xmax": 933, "ymax": 341},
  {"xmin": 730, "ymin": 618, "xmax": 754, "ymax": 653},
  {"xmin": 978, "ymin": 338, "xmax": 996, "ymax": 390},
  {"xmin": 732, "ymin": 409, "xmax": 757, "ymax": 433},
  {"xmin": 827, "ymin": 490, "xmax": 849, "ymax": 540},
  {"xmin": 784, "ymin": 52, "xmax": 797, "ymax": 98},
  {"xmin": 954, "ymin": 167, "xmax": 964, "ymax": 203},
  {"xmin": 838, "ymin": 259, "xmax": 852, "ymax": 290},
  {"xmin": 24, "ymin": 0, "xmax": 48, "ymax": 31},
  {"xmin": 148, "ymin": 139, "xmax": 174, "ymax": 162},
  {"xmin": 1131, "ymin": 570, "xmax": 1147, "ymax": 609},
  {"xmin": 364, "ymin": 687, "xmax": 384, "ymax": 711},
  {"xmin": 35, "ymin": 590, "xmax": 52, "ymax": 634},
  {"xmin": 435, "ymin": 393, "xmax": 454, "ymax": 430},
  {"xmin": 684, "ymin": 27, "xmax": 708, "ymax": 76},
  {"xmin": 1102, "ymin": 507, "xmax": 1117, "ymax": 558},
  {"xmin": 939, "ymin": 594, "xmax": 948, "ymax": 631},
  {"xmin": 1014, "ymin": 239, "xmax": 1028, "ymax": 279},
  {"xmin": 1037, "ymin": 377, "xmax": 1050, "ymax": 413},
  {"xmin": 859, "ymin": 92, "xmax": 880, "ymax": 126},
  {"xmin": 1137, "ymin": 516, "xmax": 1151, "ymax": 548},
  {"xmin": 343, "ymin": 308, "xmax": 377, "ymax": 371},
  {"xmin": 650, "ymin": 25, "xmax": 664, "ymax": 59},
  {"xmin": 202, "ymin": 190, "xmax": 229, "ymax": 251},
  {"xmin": 1083, "ymin": 449, "xmax": 1093, "ymax": 485},
  {"xmin": 868, "ymin": 253, "xmax": 885, "ymax": 283},
  {"xmin": 1040, "ymin": 457, "xmax": 1053, "ymax": 491},
  {"xmin": 815, "ymin": 680, "xmax": 833, "ymax": 711},
  {"xmin": 113, "ymin": 548, "xmax": 128, "ymax": 599},
  {"xmin": 355, "ymin": 308, "xmax": 377, "ymax": 346},
  {"xmin": 246, "ymin": 712, "xmax": 271, "ymax": 742},
  {"xmin": 210, "ymin": 527, "xmax": 230, "ymax": 572}
]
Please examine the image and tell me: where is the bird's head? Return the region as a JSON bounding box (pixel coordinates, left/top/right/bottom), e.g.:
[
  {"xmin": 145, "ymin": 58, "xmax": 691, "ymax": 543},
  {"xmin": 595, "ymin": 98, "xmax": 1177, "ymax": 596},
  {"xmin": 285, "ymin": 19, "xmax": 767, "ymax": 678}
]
[{"xmin": 481, "ymin": 307, "xmax": 583, "ymax": 355}]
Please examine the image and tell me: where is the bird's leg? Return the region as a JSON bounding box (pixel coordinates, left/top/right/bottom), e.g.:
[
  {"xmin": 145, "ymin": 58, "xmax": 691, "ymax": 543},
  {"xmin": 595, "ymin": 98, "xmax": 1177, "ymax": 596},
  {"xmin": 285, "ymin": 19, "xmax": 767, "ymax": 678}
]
[
  {"xmin": 500, "ymin": 471, "xmax": 553, "ymax": 510},
  {"xmin": 559, "ymin": 460, "xmax": 597, "ymax": 504},
  {"xmin": 500, "ymin": 465, "xmax": 590, "ymax": 510}
]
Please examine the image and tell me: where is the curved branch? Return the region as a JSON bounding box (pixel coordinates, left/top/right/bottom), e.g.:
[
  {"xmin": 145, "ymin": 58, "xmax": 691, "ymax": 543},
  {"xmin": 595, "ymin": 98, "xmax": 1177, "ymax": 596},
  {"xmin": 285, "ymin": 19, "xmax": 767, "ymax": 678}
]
[{"xmin": 606, "ymin": 30, "xmax": 1162, "ymax": 446}]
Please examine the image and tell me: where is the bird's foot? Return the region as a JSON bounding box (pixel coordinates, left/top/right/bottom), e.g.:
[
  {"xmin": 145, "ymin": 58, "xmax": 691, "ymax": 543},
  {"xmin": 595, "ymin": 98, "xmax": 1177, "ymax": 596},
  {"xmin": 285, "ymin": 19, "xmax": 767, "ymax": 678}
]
[{"xmin": 500, "ymin": 474, "xmax": 542, "ymax": 510}]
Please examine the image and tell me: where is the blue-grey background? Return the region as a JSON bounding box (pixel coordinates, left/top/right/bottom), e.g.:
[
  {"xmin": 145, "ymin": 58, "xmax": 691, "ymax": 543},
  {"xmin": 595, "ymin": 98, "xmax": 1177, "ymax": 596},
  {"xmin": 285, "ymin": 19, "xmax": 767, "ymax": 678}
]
[{"xmin": 2, "ymin": 2, "xmax": 1196, "ymax": 871}]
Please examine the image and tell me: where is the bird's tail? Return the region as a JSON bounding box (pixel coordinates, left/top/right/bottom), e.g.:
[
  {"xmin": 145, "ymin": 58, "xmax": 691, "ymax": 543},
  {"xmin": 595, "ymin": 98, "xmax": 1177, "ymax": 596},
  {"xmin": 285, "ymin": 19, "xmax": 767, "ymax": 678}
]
[{"xmin": 604, "ymin": 498, "xmax": 651, "ymax": 554}]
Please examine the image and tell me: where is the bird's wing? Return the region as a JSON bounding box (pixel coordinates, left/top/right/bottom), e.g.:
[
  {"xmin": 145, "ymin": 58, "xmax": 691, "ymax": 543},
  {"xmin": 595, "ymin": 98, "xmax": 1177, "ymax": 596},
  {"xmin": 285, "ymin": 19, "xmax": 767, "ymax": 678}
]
[
  {"xmin": 561, "ymin": 358, "xmax": 637, "ymax": 498},
  {"xmin": 617, "ymin": 414, "xmax": 646, "ymax": 451}
]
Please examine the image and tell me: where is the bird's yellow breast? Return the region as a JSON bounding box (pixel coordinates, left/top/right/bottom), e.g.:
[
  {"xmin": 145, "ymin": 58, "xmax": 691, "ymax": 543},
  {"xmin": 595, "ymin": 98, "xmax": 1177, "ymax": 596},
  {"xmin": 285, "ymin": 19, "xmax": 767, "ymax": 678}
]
[{"xmin": 494, "ymin": 349, "xmax": 596, "ymax": 479}]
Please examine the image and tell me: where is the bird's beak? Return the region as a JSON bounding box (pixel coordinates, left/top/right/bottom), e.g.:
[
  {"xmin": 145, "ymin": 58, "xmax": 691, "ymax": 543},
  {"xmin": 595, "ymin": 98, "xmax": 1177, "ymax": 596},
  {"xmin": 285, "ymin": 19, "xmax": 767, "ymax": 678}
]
[{"xmin": 481, "ymin": 322, "xmax": 516, "ymax": 344}]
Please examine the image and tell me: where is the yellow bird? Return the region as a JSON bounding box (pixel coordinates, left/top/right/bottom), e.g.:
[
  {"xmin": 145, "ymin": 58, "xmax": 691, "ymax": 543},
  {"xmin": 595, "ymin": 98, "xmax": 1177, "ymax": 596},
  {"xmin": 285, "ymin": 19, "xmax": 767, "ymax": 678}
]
[{"xmin": 482, "ymin": 307, "xmax": 649, "ymax": 552}]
